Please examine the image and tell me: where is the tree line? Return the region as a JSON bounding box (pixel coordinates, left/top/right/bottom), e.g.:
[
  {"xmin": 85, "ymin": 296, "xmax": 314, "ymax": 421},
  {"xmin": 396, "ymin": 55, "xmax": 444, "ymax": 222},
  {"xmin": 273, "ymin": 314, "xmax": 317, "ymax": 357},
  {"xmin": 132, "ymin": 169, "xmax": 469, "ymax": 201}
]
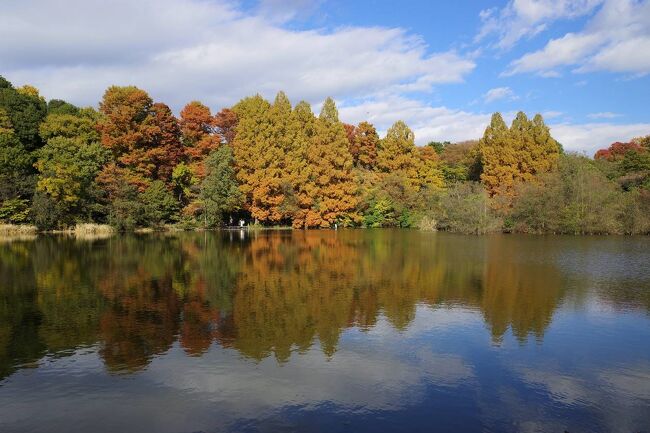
[{"xmin": 0, "ymin": 75, "xmax": 648, "ymax": 233}]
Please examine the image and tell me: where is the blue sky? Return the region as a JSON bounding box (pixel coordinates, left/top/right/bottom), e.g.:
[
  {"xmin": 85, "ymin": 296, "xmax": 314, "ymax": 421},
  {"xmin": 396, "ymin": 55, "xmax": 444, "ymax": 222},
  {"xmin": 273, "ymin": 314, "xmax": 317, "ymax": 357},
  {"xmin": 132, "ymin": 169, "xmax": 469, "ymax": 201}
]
[{"xmin": 1, "ymin": 0, "xmax": 649, "ymax": 154}]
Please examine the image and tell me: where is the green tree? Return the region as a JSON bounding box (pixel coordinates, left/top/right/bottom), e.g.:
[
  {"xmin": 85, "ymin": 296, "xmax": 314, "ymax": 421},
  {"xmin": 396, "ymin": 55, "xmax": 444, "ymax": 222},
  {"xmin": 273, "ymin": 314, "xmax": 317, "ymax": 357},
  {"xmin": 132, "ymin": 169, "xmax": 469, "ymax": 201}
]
[
  {"xmin": 200, "ymin": 145, "xmax": 243, "ymax": 227},
  {"xmin": 427, "ymin": 141, "xmax": 450, "ymax": 154},
  {"xmin": 511, "ymin": 154, "xmax": 625, "ymax": 234},
  {"xmin": 439, "ymin": 140, "xmax": 482, "ymax": 183},
  {"xmin": 376, "ymin": 120, "xmax": 444, "ymax": 192},
  {"xmin": 0, "ymin": 109, "xmax": 34, "ymax": 205},
  {"xmin": 39, "ymin": 108, "xmax": 100, "ymax": 144},
  {"xmin": 0, "ymin": 76, "xmax": 47, "ymax": 152},
  {"xmin": 34, "ymin": 108, "xmax": 107, "ymax": 227},
  {"xmin": 141, "ymin": 180, "xmax": 178, "ymax": 226},
  {"xmin": 0, "ymin": 198, "xmax": 30, "ymax": 224},
  {"xmin": 438, "ymin": 182, "xmax": 501, "ymax": 234},
  {"xmin": 34, "ymin": 136, "xmax": 108, "ymax": 227},
  {"xmin": 172, "ymin": 163, "xmax": 195, "ymax": 204},
  {"xmin": 46, "ymin": 99, "xmax": 79, "ymax": 116}
]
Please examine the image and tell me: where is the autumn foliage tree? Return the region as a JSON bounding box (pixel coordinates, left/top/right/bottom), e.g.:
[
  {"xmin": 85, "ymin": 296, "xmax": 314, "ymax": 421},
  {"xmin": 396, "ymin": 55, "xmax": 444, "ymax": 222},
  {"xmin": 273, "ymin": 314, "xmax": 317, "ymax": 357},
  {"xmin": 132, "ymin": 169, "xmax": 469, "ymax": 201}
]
[
  {"xmin": 179, "ymin": 101, "xmax": 221, "ymax": 179},
  {"xmin": 1, "ymin": 73, "xmax": 647, "ymax": 234},
  {"xmin": 478, "ymin": 112, "xmax": 560, "ymax": 205},
  {"xmin": 350, "ymin": 121, "xmax": 379, "ymax": 169},
  {"xmin": 150, "ymin": 102, "xmax": 183, "ymax": 182},
  {"xmin": 376, "ymin": 120, "xmax": 443, "ymax": 191},
  {"xmin": 214, "ymin": 108, "xmax": 238, "ymax": 145},
  {"xmin": 97, "ymin": 86, "xmax": 159, "ymax": 190},
  {"xmin": 231, "ymin": 94, "xmax": 277, "ymax": 223},
  {"xmin": 302, "ymin": 97, "xmax": 358, "ymax": 227}
]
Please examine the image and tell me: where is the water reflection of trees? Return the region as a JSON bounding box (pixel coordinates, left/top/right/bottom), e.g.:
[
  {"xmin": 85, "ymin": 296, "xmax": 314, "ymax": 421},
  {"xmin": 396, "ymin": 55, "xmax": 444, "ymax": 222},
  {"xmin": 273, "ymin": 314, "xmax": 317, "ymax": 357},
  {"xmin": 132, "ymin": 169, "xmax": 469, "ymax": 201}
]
[{"xmin": 2, "ymin": 231, "xmax": 641, "ymax": 377}]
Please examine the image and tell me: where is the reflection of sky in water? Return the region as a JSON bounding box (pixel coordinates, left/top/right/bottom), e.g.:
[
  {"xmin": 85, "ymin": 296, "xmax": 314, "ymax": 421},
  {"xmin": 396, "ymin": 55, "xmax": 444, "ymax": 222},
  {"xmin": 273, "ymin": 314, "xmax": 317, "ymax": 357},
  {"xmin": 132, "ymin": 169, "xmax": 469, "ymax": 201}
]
[{"xmin": 1, "ymin": 305, "xmax": 649, "ymax": 433}]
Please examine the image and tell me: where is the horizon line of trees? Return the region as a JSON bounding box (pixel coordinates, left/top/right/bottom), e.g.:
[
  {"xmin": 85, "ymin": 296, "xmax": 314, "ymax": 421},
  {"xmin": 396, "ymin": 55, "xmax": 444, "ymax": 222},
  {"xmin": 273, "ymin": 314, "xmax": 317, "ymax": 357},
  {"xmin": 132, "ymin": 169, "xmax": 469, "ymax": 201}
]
[{"xmin": 1, "ymin": 75, "xmax": 649, "ymax": 234}]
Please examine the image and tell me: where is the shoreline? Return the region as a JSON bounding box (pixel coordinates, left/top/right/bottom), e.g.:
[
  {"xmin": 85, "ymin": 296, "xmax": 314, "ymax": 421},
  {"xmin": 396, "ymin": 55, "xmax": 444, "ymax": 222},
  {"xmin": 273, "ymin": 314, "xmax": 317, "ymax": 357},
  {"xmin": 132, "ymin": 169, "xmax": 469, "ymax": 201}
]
[{"xmin": 0, "ymin": 223, "xmax": 646, "ymax": 237}]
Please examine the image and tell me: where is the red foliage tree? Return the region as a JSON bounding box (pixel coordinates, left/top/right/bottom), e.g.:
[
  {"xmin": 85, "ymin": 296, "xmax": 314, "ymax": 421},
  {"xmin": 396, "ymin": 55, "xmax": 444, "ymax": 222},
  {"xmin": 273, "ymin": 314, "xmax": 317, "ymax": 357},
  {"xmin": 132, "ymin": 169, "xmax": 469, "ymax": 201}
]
[
  {"xmin": 180, "ymin": 101, "xmax": 221, "ymax": 178},
  {"xmin": 594, "ymin": 141, "xmax": 643, "ymax": 161},
  {"xmin": 214, "ymin": 108, "xmax": 238, "ymax": 145},
  {"xmin": 149, "ymin": 103, "xmax": 183, "ymax": 182}
]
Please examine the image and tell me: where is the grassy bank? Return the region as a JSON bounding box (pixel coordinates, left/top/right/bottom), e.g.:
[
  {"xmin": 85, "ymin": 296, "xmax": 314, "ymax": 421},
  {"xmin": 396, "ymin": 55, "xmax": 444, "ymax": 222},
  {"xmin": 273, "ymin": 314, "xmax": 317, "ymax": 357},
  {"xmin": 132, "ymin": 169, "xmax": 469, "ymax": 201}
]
[{"xmin": 0, "ymin": 224, "xmax": 38, "ymax": 235}]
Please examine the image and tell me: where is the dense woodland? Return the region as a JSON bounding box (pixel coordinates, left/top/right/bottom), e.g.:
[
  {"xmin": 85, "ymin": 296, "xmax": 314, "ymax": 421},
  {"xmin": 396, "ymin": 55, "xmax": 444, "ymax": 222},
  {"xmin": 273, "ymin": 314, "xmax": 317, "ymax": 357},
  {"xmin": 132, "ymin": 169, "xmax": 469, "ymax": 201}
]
[{"xmin": 1, "ymin": 75, "xmax": 649, "ymax": 234}]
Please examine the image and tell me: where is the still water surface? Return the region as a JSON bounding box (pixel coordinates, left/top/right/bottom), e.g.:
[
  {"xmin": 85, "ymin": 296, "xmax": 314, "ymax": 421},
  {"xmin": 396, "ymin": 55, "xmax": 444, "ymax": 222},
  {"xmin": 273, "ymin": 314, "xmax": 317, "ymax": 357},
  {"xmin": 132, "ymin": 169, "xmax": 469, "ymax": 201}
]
[{"xmin": 0, "ymin": 230, "xmax": 649, "ymax": 433}]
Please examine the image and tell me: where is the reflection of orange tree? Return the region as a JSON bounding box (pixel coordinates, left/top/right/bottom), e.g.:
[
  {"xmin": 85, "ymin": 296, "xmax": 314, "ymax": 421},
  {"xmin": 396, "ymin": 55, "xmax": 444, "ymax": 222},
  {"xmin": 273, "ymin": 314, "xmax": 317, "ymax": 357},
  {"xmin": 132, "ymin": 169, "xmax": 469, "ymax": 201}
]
[
  {"xmin": 229, "ymin": 231, "xmax": 359, "ymax": 360},
  {"xmin": 480, "ymin": 236, "xmax": 564, "ymax": 343},
  {"xmin": 1, "ymin": 231, "xmax": 571, "ymax": 375},
  {"xmin": 99, "ymin": 270, "xmax": 180, "ymax": 373},
  {"xmin": 225, "ymin": 231, "xmax": 476, "ymax": 359},
  {"xmin": 179, "ymin": 280, "xmax": 222, "ymax": 357},
  {"xmin": 224, "ymin": 231, "xmax": 567, "ymax": 359},
  {"xmin": 94, "ymin": 236, "xmax": 188, "ymax": 372}
]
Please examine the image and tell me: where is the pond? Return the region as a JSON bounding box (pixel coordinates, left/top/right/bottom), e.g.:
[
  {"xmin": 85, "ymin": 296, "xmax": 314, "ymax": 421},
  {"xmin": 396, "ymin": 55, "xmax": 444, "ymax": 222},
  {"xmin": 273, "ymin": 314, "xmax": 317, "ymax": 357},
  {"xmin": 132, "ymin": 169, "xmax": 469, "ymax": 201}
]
[{"xmin": 0, "ymin": 230, "xmax": 649, "ymax": 432}]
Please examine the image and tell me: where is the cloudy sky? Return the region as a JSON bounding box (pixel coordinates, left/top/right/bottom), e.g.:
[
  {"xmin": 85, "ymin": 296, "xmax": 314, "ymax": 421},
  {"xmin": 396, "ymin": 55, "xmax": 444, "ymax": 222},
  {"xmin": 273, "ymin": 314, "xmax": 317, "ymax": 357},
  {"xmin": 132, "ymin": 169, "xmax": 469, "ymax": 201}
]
[{"xmin": 2, "ymin": 0, "xmax": 649, "ymax": 154}]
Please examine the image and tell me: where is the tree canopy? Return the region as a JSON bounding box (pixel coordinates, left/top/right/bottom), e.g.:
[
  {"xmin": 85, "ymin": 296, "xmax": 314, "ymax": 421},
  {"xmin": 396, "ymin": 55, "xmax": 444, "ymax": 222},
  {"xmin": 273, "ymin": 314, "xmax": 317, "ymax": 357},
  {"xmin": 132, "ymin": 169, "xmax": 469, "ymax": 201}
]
[{"xmin": 0, "ymin": 74, "xmax": 646, "ymax": 234}]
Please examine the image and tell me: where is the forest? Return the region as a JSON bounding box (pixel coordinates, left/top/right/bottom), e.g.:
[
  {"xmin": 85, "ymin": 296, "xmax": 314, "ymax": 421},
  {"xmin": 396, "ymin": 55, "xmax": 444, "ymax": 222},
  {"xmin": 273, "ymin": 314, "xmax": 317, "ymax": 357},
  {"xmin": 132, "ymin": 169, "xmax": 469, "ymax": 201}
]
[{"xmin": 1, "ymin": 75, "xmax": 649, "ymax": 234}]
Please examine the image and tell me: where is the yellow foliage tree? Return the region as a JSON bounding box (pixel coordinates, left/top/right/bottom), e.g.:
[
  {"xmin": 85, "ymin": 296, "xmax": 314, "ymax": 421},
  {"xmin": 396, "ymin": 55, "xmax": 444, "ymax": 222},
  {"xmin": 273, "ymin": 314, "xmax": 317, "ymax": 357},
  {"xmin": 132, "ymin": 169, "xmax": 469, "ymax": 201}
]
[{"xmin": 479, "ymin": 112, "xmax": 560, "ymax": 205}]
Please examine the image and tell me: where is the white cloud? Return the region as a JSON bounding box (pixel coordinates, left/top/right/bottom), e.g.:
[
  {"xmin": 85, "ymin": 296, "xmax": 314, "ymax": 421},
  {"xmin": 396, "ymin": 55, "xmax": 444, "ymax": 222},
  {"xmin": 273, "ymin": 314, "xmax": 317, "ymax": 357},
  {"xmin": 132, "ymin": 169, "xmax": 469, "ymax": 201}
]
[
  {"xmin": 338, "ymin": 95, "xmax": 493, "ymax": 145},
  {"xmin": 483, "ymin": 86, "xmax": 518, "ymax": 103},
  {"xmin": 506, "ymin": 0, "xmax": 650, "ymax": 76},
  {"xmin": 542, "ymin": 111, "xmax": 564, "ymax": 119},
  {"xmin": 587, "ymin": 112, "xmax": 621, "ymax": 119},
  {"xmin": 0, "ymin": 0, "xmax": 475, "ymax": 111},
  {"xmin": 506, "ymin": 32, "xmax": 603, "ymax": 75},
  {"xmin": 476, "ymin": 0, "xmax": 603, "ymax": 49},
  {"xmin": 340, "ymin": 94, "xmax": 648, "ymax": 155},
  {"xmin": 255, "ymin": 0, "xmax": 323, "ymax": 23},
  {"xmin": 550, "ymin": 121, "xmax": 650, "ymax": 154}
]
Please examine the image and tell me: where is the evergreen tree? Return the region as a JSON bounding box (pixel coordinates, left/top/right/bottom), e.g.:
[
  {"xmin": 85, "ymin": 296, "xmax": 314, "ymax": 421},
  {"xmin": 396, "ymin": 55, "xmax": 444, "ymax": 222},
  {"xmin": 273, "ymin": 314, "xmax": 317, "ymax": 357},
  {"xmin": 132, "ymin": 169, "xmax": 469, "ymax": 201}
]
[
  {"xmin": 141, "ymin": 180, "xmax": 179, "ymax": 226},
  {"xmin": 0, "ymin": 77, "xmax": 47, "ymax": 152},
  {"xmin": 0, "ymin": 109, "xmax": 34, "ymax": 208},
  {"xmin": 200, "ymin": 145, "xmax": 243, "ymax": 227}
]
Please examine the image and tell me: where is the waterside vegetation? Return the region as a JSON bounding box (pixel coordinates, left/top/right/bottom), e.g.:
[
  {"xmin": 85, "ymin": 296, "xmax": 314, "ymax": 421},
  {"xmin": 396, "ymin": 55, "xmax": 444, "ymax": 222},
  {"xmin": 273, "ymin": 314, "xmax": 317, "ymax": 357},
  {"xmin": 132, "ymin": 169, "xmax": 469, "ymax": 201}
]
[{"xmin": 1, "ymin": 75, "xmax": 649, "ymax": 234}]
